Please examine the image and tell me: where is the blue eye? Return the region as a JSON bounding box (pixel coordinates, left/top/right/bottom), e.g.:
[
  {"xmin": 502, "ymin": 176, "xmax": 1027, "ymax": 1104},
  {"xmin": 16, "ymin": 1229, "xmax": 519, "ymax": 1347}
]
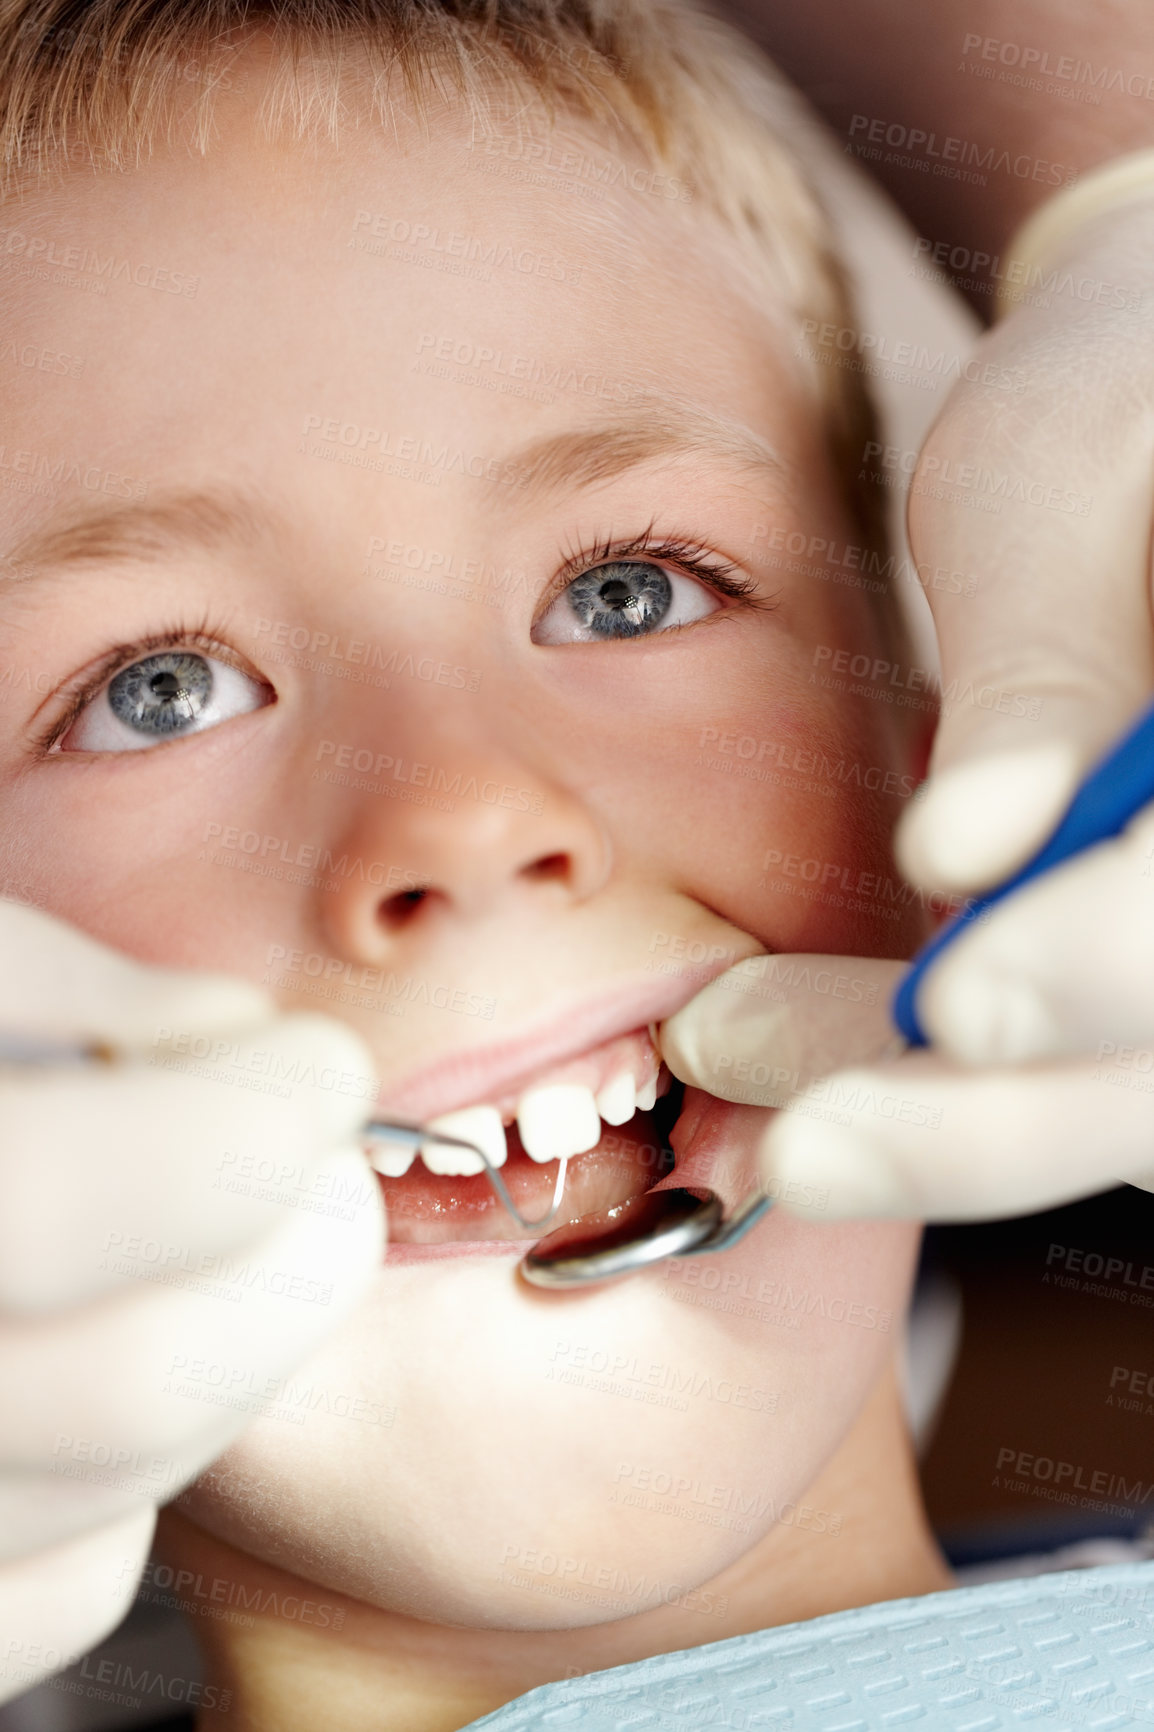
[
  {"xmin": 109, "ymin": 652, "xmax": 213, "ymax": 734},
  {"xmin": 60, "ymin": 650, "xmax": 269, "ymax": 753},
  {"xmin": 532, "ymin": 559, "xmax": 721, "ymax": 646}
]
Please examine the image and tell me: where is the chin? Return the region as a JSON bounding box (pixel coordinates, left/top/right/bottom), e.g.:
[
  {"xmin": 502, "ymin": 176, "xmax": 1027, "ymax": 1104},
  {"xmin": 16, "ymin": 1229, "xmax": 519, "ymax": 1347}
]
[{"xmin": 177, "ymin": 1199, "xmax": 919, "ymax": 1630}]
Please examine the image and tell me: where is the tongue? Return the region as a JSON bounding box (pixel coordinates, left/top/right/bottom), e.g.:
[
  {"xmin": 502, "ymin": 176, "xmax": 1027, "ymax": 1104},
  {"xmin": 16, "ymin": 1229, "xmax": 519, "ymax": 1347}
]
[{"xmin": 377, "ymin": 1107, "xmax": 668, "ymax": 1245}]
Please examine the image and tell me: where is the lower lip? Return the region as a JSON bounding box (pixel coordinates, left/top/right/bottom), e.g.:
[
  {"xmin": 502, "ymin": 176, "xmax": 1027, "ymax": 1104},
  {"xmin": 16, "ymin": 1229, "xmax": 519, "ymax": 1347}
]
[{"xmin": 663, "ymin": 1086, "xmax": 764, "ymax": 1201}]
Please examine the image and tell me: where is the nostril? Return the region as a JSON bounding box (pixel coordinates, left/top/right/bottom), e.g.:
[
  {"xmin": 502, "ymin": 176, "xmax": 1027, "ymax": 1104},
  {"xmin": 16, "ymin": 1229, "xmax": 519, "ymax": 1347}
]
[
  {"xmin": 378, "ymin": 887, "xmax": 429, "ymax": 930},
  {"xmin": 521, "ymin": 852, "xmax": 570, "ymax": 884}
]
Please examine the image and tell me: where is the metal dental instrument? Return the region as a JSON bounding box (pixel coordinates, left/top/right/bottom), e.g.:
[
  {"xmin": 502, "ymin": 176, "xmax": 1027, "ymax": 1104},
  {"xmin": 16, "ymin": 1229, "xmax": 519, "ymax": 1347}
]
[
  {"xmin": 0, "ymin": 1036, "xmax": 574, "ymax": 1233},
  {"xmin": 363, "ymin": 1118, "xmax": 571, "ymax": 1232},
  {"xmin": 0, "ymin": 1044, "xmax": 572, "ymax": 1236},
  {"xmin": 893, "ymin": 694, "xmax": 1154, "ymax": 1046},
  {"xmin": 0, "ymin": 1049, "xmax": 769, "ymax": 1289},
  {"xmin": 519, "ymin": 1183, "xmax": 772, "ymax": 1289},
  {"xmin": 0, "ymin": 1034, "xmax": 108, "ymax": 1064}
]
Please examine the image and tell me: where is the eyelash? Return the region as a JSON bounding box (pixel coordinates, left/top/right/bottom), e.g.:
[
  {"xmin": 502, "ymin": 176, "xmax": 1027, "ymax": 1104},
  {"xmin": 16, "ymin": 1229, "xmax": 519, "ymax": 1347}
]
[
  {"xmin": 544, "ymin": 523, "xmax": 773, "ymax": 621},
  {"xmin": 35, "ymin": 614, "xmax": 251, "ymax": 756},
  {"xmin": 33, "ymin": 530, "xmax": 770, "ymax": 754}
]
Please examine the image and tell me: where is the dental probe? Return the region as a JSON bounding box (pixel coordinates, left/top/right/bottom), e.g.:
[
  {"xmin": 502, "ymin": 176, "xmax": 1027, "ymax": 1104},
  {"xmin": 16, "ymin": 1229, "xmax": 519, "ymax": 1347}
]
[
  {"xmin": 0, "ymin": 1040, "xmax": 572, "ymax": 1234},
  {"xmin": 0, "ymin": 1035, "xmax": 623, "ymax": 1251},
  {"xmin": 893, "ymin": 694, "xmax": 1154, "ymax": 1046},
  {"xmin": 363, "ymin": 1119, "xmax": 570, "ymax": 1232},
  {"xmin": 0, "ymin": 1048, "xmax": 769, "ymax": 1285},
  {"xmin": 0, "ymin": 1035, "xmax": 108, "ymax": 1064},
  {"xmin": 0, "ymin": 1033, "xmax": 572, "ymax": 1235}
]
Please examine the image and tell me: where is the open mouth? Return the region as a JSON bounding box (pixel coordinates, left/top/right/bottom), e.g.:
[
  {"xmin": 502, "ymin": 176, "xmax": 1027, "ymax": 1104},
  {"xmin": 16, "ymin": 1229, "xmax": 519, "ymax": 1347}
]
[
  {"xmin": 371, "ymin": 1025, "xmax": 686, "ymax": 1252},
  {"xmin": 368, "ymin": 956, "xmax": 766, "ymax": 1259}
]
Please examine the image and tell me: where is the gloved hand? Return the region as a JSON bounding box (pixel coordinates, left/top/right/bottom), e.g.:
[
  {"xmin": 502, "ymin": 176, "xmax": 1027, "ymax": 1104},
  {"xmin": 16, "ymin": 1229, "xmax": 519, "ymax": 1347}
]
[
  {"xmin": 0, "ymin": 900, "xmax": 385, "ymax": 1705},
  {"xmin": 661, "ymin": 195, "xmax": 1154, "ymax": 1224}
]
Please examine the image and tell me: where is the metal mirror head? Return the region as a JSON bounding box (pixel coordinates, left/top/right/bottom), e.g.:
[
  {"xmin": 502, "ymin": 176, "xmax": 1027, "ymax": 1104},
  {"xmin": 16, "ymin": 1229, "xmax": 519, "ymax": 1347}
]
[{"xmin": 519, "ymin": 1185, "xmax": 723, "ymax": 1289}]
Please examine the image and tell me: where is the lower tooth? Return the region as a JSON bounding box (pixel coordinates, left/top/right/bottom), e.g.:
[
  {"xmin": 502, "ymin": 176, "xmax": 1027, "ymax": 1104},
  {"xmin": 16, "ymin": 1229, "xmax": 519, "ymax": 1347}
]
[{"xmin": 420, "ymin": 1105, "xmax": 508, "ymax": 1176}]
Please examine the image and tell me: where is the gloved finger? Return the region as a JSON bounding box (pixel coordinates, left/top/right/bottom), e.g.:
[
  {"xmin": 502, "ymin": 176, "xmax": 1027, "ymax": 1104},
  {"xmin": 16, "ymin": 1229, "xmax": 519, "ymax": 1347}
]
[
  {"xmin": 758, "ymin": 1049, "xmax": 1154, "ymax": 1221},
  {"xmin": 920, "ymin": 804, "xmax": 1154, "ymax": 1065},
  {"xmin": 895, "ymin": 203, "xmax": 1154, "ymax": 896},
  {"xmin": 0, "ymin": 1473, "xmax": 166, "ymax": 1570},
  {"xmin": 0, "ymin": 1507, "xmax": 154, "ymax": 1706},
  {"xmin": 0, "ymin": 898, "xmax": 273, "ymax": 1047},
  {"xmin": 0, "ymin": 1144, "xmax": 383, "ymax": 1559},
  {"xmin": 0, "ymin": 1012, "xmax": 379, "ymax": 1314},
  {"xmin": 658, "ymin": 954, "xmax": 908, "ymax": 1104}
]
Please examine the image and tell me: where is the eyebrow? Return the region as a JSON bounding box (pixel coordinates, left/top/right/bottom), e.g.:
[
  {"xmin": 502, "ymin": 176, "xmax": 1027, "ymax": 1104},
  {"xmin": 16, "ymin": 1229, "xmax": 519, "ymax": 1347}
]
[
  {"xmin": 1, "ymin": 485, "xmax": 272, "ymax": 592},
  {"xmin": 0, "ymin": 401, "xmax": 783, "ymax": 591},
  {"xmin": 497, "ymin": 399, "xmax": 785, "ymax": 507}
]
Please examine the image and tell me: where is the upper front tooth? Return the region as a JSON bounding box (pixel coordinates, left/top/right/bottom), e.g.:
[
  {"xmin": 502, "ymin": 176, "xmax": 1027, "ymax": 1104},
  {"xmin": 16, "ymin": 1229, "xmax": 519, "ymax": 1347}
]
[
  {"xmin": 635, "ymin": 1073, "xmax": 658, "ymax": 1111},
  {"xmin": 517, "ymin": 1084, "xmax": 601, "ymax": 1163},
  {"xmin": 369, "ymin": 1143, "xmax": 417, "ymax": 1178},
  {"xmin": 595, "ymin": 1070, "xmax": 636, "ymax": 1126},
  {"xmin": 420, "ymin": 1106, "xmax": 507, "ymax": 1176}
]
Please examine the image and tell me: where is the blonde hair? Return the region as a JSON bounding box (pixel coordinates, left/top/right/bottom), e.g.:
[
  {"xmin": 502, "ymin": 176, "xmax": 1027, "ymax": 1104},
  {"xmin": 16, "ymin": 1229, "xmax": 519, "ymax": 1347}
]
[{"xmin": 0, "ymin": 0, "xmax": 899, "ymax": 648}]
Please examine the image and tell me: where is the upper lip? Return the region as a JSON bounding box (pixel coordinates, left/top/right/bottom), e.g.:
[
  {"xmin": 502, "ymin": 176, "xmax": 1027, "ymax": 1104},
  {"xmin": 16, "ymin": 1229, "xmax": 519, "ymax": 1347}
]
[{"xmin": 376, "ymin": 954, "xmax": 752, "ymax": 1123}]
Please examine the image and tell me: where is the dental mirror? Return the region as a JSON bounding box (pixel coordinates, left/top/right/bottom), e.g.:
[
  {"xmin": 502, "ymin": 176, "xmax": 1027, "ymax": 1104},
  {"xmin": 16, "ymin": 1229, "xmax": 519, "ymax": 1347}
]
[{"xmin": 521, "ymin": 1184, "xmax": 772, "ymax": 1288}]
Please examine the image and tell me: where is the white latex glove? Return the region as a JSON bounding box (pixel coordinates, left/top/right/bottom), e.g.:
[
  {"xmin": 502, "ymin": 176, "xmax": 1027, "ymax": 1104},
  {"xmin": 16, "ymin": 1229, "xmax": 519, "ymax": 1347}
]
[
  {"xmin": 899, "ymin": 198, "xmax": 1154, "ymax": 900},
  {"xmin": 0, "ymin": 900, "xmax": 385, "ymax": 1704},
  {"xmin": 658, "ymin": 199, "xmax": 1154, "ymax": 1224},
  {"xmin": 661, "ymin": 910, "xmax": 1154, "ymax": 1221}
]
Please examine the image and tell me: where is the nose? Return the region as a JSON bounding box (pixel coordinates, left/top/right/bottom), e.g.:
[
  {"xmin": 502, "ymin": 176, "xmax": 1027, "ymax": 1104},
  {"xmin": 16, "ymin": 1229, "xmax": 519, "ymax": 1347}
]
[{"xmin": 318, "ymin": 750, "xmax": 611, "ymax": 962}]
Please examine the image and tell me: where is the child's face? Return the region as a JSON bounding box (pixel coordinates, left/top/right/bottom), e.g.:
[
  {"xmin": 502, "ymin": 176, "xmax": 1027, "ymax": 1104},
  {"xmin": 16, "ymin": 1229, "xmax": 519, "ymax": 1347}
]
[{"xmin": 0, "ymin": 60, "xmax": 927, "ymax": 1627}]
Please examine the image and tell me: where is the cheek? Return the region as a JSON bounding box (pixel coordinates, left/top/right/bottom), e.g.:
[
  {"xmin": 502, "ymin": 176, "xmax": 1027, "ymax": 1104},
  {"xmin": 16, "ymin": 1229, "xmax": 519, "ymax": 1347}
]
[
  {"xmin": 180, "ymin": 1216, "xmax": 918, "ymax": 1631},
  {"xmin": 557, "ymin": 654, "xmax": 921, "ymax": 959},
  {"xmin": 0, "ymin": 725, "xmax": 304, "ymax": 971}
]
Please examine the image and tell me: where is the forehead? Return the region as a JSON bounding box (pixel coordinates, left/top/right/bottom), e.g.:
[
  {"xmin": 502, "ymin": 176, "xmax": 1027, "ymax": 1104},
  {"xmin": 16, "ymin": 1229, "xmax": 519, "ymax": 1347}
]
[
  {"xmin": 0, "ymin": 46, "xmax": 840, "ymax": 634},
  {"xmin": 0, "ymin": 57, "xmax": 806, "ymax": 425}
]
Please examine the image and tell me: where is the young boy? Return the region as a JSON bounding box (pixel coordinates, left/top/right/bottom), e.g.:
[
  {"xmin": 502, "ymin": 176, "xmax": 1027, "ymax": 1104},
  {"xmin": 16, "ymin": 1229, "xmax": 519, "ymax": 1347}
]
[{"xmin": 0, "ymin": 1, "xmax": 948, "ymax": 1726}]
